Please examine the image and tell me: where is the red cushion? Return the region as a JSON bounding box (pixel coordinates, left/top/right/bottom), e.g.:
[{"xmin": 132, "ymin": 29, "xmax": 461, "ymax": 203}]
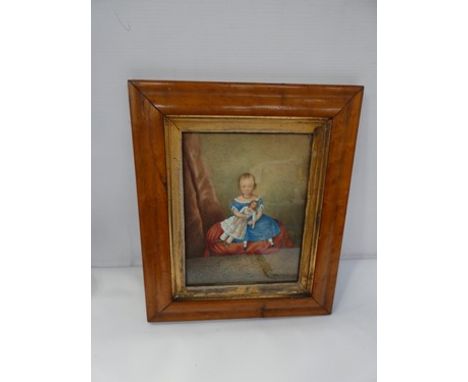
[{"xmin": 203, "ymin": 221, "xmax": 295, "ymax": 257}]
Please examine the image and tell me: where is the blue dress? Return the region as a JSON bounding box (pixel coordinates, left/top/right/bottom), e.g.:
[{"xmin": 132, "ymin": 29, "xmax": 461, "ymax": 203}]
[{"xmin": 230, "ymin": 197, "xmax": 281, "ymax": 242}]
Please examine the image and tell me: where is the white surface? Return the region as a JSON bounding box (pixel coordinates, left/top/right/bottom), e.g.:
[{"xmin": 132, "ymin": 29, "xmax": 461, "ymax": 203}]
[
  {"xmin": 91, "ymin": 0, "xmax": 377, "ymax": 266},
  {"xmin": 92, "ymin": 259, "xmax": 376, "ymax": 382}
]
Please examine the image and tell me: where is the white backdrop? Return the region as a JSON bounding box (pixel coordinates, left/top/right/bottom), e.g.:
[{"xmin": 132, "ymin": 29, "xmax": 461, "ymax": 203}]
[{"xmin": 92, "ymin": 0, "xmax": 376, "ymax": 266}]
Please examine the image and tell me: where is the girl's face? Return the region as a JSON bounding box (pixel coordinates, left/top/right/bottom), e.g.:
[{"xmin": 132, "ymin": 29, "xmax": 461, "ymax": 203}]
[{"xmin": 240, "ymin": 178, "xmax": 255, "ymax": 197}]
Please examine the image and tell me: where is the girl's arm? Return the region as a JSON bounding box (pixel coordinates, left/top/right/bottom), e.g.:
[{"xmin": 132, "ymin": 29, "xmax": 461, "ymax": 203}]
[
  {"xmin": 232, "ymin": 208, "xmax": 248, "ymax": 219},
  {"xmin": 254, "ymin": 209, "xmax": 263, "ymax": 222},
  {"xmin": 248, "ymin": 209, "xmax": 261, "ymax": 225}
]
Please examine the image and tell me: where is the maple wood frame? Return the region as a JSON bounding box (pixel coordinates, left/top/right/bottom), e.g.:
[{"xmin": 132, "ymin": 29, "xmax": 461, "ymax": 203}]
[{"xmin": 128, "ymin": 80, "xmax": 363, "ymax": 322}]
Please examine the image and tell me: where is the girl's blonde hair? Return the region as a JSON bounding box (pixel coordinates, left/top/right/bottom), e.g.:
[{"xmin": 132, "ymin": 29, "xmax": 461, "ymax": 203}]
[{"xmin": 238, "ymin": 173, "xmax": 257, "ymax": 189}]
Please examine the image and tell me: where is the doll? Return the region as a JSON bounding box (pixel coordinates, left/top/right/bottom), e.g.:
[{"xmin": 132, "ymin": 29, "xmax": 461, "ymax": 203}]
[{"xmin": 220, "ymin": 200, "xmax": 257, "ymax": 249}]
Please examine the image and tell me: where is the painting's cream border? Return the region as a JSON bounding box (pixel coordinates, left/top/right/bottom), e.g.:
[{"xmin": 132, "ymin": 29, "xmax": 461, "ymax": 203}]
[{"xmin": 164, "ymin": 116, "xmax": 331, "ymax": 300}]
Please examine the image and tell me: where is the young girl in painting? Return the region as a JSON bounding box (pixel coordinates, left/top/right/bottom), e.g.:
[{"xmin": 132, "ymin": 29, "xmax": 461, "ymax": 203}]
[{"xmin": 219, "ymin": 173, "xmax": 281, "ymax": 249}]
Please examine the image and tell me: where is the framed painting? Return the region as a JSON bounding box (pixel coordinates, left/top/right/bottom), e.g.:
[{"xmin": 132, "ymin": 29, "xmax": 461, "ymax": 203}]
[{"xmin": 128, "ymin": 80, "xmax": 363, "ymax": 322}]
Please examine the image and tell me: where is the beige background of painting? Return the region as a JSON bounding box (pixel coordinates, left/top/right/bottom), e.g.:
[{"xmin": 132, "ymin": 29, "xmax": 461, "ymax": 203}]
[{"xmin": 195, "ymin": 132, "xmax": 312, "ymax": 246}]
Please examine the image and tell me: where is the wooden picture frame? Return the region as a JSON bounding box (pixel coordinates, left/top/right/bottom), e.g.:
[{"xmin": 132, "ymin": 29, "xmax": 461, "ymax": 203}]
[{"xmin": 128, "ymin": 80, "xmax": 363, "ymax": 322}]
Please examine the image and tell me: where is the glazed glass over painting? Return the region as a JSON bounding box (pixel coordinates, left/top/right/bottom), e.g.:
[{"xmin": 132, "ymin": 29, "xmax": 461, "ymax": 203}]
[
  {"xmin": 183, "ymin": 132, "xmax": 312, "ymax": 286},
  {"xmin": 165, "ymin": 117, "xmax": 330, "ymax": 300}
]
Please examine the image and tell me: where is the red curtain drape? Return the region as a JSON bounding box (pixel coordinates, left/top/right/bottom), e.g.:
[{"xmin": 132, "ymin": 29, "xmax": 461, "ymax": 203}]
[{"xmin": 183, "ymin": 134, "xmax": 225, "ymax": 257}]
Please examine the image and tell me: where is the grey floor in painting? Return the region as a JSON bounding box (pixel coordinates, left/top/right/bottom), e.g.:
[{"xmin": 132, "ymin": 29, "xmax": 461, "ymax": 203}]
[{"xmin": 186, "ymin": 248, "xmax": 300, "ymax": 285}]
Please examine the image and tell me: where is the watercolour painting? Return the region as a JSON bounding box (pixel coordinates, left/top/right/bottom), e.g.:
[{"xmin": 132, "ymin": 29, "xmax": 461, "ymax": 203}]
[{"xmin": 182, "ymin": 132, "xmax": 312, "ymax": 286}]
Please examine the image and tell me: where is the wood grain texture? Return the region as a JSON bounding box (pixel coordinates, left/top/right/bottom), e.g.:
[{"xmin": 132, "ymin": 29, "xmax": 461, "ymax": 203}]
[{"xmin": 128, "ymin": 80, "xmax": 363, "ymax": 321}]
